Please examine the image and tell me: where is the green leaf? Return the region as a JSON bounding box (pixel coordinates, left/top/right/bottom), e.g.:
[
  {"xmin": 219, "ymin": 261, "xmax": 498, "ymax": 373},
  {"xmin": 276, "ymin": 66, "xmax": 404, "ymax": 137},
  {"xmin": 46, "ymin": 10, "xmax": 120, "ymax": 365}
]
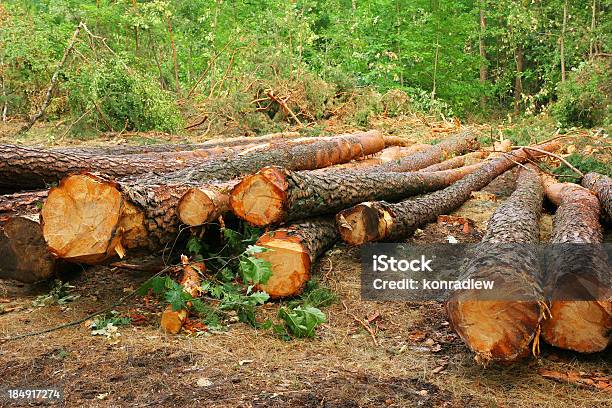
[
  {"xmin": 186, "ymin": 236, "xmax": 203, "ymax": 255},
  {"xmin": 278, "ymin": 306, "xmax": 326, "ymax": 338},
  {"xmin": 239, "ymin": 255, "xmax": 272, "ymax": 285}
]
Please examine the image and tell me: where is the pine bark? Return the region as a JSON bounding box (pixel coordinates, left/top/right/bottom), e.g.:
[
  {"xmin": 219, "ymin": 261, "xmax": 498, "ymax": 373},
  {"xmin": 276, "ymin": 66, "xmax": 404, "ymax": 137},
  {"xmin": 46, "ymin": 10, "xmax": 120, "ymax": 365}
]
[
  {"xmin": 254, "ymin": 218, "xmax": 338, "ymax": 298},
  {"xmin": 336, "ymin": 141, "xmax": 559, "ymax": 245},
  {"xmin": 418, "ymin": 150, "xmax": 488, "ymax": 172},
  {"xmin": 540, "ymin": 175, "xmax": 610, "ymax": 353},
  {"xmin": 231, "ymin": 163, "xmax": 482, "ymax": 227},
  {"xmin": 42, "ymin": 131, "xmax": 387, "ymax": 264},
  {"xmin": 581, "ymin": 172, "xmax": 611, "ymax": 225},
  {"xmin": 446, "ymin": 166, "xmax": 546, "ymax": 364},
  {"xmin": 0, "ymin": 190, "xmax": 48, "ymax": 215},
  {"xmin": 0, "ymin": 215, "xmax": 59, "ymax": 283}
]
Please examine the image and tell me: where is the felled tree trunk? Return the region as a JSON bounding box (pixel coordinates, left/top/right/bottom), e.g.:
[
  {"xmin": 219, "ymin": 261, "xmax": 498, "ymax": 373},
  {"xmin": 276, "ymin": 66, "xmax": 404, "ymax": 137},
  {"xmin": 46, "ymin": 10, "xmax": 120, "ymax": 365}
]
[
  {"xmin": 336, "ymin": 141, "xmax": 559, "ymax": 245},
  {"xmin": 418, "ymin": 150, "xmax": 488, "ymax": 172},
  {"xmin": 377, "ymin": 129, "xmax": 478, "ymax": 172},
  {"xmin": 540, "ymin": 175, "xmax": 611, "ymax": 353},
  {"xmin": 254, "ymin": 218, "xmax": 337, "ymax": 298},
  {"xmin": 0, "ymin": 190, "xmax": 48, "ymax": 215},
  {"xmin": 581, "ymin": 172, "xmax": 611, "ymax": 225},
  {"xmin": 230, "ymin": 163, "xmax": 482, "ymax": 227},
  {"xmin": 160, "ymin": 256, "xmax": 204, "ymax": 334},
  {"xmin": 0, "ymin": 215, "xmax": 59, "ymax": 283},
  {"xmin": 446, "ymin": 166, "xmax": 546, "ymax": 364},
  {"xmin": 42, "ymin": 131, "xmax": 387, "ymax": 264},
  {"xmin": 50, "ymin": 131, "xmax": 301, "ymax": 156}
]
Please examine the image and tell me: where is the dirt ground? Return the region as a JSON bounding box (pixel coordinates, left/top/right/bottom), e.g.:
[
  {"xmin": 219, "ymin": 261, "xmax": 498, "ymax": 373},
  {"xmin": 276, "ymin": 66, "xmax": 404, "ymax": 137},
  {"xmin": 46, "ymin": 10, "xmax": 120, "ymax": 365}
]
[{"xmin": 0, "ymin": 120, "xmax": 610, "ymax": 407}]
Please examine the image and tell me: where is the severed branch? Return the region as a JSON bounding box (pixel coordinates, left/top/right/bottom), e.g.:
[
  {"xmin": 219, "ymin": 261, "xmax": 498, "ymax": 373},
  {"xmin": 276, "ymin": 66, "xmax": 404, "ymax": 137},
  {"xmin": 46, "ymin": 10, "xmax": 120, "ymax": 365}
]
[
  {"xmin": 513, "ymin": 145, "xmax": 584, "ymax": 177},
  {"xmin": 267, "ymin": 89, "xmax": 303, "ymax": 127}
]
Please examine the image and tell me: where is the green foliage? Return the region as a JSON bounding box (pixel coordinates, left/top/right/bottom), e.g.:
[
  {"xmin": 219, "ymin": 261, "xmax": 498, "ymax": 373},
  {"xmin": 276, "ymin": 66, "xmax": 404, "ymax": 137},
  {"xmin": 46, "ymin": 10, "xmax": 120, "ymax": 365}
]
[
  {"xmin": 239, "ymin": 245, "xmax": 272, "ymax": 287},
  {"xmin": 67, "ymin": 59, "xmax": 183, "ymax": 133},
  {"xmin": 277, "ymin": 306, "xmax": 327, "ymax": 338},
  {"xmin": 551, "ymin": 60, "xmax": 611, "ymax": 128},
  {"xmin": 551, "ymin": 153, "xmax": 611, "ymax": 183},
  {"xmin": 90, "ymin": 311, "xmax": 131, "ymax": 330},
  {"xmin": 32, "ymin": 280, "xmax": 80, "ymax": 307}
]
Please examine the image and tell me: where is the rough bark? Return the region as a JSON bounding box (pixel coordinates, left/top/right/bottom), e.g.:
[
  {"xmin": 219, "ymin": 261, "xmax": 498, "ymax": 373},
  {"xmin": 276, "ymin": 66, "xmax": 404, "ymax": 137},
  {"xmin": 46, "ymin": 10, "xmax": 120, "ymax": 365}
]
[
  {"xmin": 540, "ymin": 175, "xmax": 611, "ymax": 353},
  {"xmin": 0, "ymin": 215, "xmax": 59, "ymax": 283},
  {"xmin": 581, "ymin": 172, "xmax": 611, "ymax": 225},
  {"xmin": 336, "ymin": 141, "xmax": 560, "ymax": 245},
  {"xmin": 177, "ymin": 145, "xmax": 429, "ymax": 227},
  {"xmin": 418, "ymin": 150, "xmax": 488, "ymax": 172},
  {"xmin": 375, "ymin": 129, "xmax": 478, "ymax": 172},
  {"xmin": 231, "ymin": 163, "xmax": 482, "ymax": 227},
  {"xmin": 160, "ymin": 256, "xmax": 204, "ymax": 334},
  {"xmin": 254, "ymin": 218, "xmax": 338, "ymax": 298},
  {"xmin": 0, "ymin": 190, "xmax": 48, "ymax": 215},
  {"xmin": 42, "ymin": 131, "xmax": 387, "ymax": 264},
  {"xmin": 446, "ymin": 166, "xmax": 546, "ymax": 364}
]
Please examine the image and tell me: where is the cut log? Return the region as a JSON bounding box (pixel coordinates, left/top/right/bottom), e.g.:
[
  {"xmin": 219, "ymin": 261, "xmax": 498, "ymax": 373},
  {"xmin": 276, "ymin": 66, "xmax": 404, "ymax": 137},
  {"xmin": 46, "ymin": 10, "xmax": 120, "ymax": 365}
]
[
  {"xmin": 42, "ymin": 131, "xmax": 387, "ymax": 264},
  {"xmin": 0, "ymin": 215, "xmax": 58, "ymax": 283},
  {"xmin": 177, "ymin": 145, "xmax": 431, "ymax": 227},
  {"xmin": 50, "ymin": 131, "xmax": 301, "ymax": 156},
  {"xmin": 336, "ymin": 141, "xmax": 560, "ymax": 245},
  {"xmin": 0, "ymin": 190, "xmax": 48, "ymax": 215},
  {"xmin": 418, "ymin": 150, "xmax": 488, "ymax": 172},
  {"xmin": 581, "ymin": 172, "xmax": 611, "ymax": 225},
  {"xmin": 160, "ymin": 256, "xmax": 204, "ymax": 334},
  {"xmin": 254, "ymin": 218, "xmax": 337, "ymax": 298},
  {"xmin": 230, "ymin": 164, "xmax": 482, "ymax": 227},
  {"xmin": 446, "ymin": 166, "xmax": 546, "ymax": 363},
  {"xmin": 377, "ymin": 129, "xmax": 478, "ymax": 172},
  {"xmin": 540, "ymin": 174, "xmax": 611, "ymax": 353}
]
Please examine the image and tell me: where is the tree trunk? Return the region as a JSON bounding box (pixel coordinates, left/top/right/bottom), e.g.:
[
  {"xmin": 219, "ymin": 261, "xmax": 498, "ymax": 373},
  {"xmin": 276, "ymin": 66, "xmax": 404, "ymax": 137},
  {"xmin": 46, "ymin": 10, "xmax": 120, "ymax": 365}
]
[
  {"xmin": 231, "ymin": 164, "xmax": 482, "ymax": 227},
  {"xmin": 540, "ymin": 175, "xmax": 610, "ymax": 353},
  {"xmin": 377, "ymin": 129, "xmax": 478, "ymax": 172},
  {"xmin": 41, "ymin": 131, "xmax": 387, "ymax": 264},
  {"xmin": 0, "ymin": 190, "xmax": 48, "ymax": 215},
  {"xmin": 336, "ymin": 141, "xmax": 560, "ymax": 245},
  {"xmin": 418, "ymin": 150, "xmax": 488, "ymax": 172},
  {"xmin": 160, "ymin": 256, "xmax": 204, "ymax": 334},
  {"xmin": 0, "ymin": 215, "xmax": 59, "ymax": 283},
  {"xmin": 177, "ymin": 145, "xmax": 430, "ymax": 227},
  {"xmin": 581, "ymin": 172, "xmax": 611, "ymax": 225},
  {"xmin": 446, "ymin": 166, "xmax": 546, "ymax": 364},
  {"xmin": 254, "ymin": 218, "xmax": 338, "ymax": 298}
]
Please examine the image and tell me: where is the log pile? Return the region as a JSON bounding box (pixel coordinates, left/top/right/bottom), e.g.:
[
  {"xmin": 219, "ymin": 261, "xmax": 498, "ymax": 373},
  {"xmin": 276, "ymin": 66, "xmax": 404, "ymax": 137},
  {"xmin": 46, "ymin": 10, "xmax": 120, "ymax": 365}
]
[{"xmin": 1, "ymin": 128, "xmax": 609, "ymax": 356}]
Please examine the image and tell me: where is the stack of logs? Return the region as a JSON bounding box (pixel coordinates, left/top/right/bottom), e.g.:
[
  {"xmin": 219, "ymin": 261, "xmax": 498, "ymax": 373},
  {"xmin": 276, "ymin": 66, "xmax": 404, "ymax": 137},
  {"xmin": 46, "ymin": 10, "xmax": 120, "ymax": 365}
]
[{"xmin": 0, "ymin": 128, "xmax": 609, "ymax": 361}]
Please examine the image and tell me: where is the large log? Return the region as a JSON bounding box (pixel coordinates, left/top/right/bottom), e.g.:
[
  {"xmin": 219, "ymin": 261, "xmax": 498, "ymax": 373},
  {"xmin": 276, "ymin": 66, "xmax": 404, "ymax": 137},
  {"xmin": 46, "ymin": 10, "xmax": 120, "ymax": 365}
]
[
  {"xmin": 177, "ymin": 145, "xmax": 430, "ymax": 227},
  {"xmin": 42, "ymin": 131, "xmax": 387, "ymax": 264},
  {"xmin": 230, "ymin": 164, "xmax": 482, "ymax": 227},
  {"xmin": 418, "ymin": 150, "xmax": 488, "ymax": 172},
  {"xmin": 336, "ymin": 141, "xmax": 560, "ymax": 245},
  {"xmin": 0, "ymin": 190, "xmax": 48, "ymax": 215},
  {"xmin": 0, "ymin": 215, "xmax": 59, "ymax": 283},
  {"xmin": 581, "ymin": 172, "xmax": 611, "ymax": 225},
  {"xmin": 446, "ymin": 166, "xmax": 546, "ymax": 364},
  {"xmin": 540, "ymin": 175, "xmax": 611, "ymax": 353},
  {"xmin": 254, "ymin": 218, "xmax": 338, "ymax": 298}
]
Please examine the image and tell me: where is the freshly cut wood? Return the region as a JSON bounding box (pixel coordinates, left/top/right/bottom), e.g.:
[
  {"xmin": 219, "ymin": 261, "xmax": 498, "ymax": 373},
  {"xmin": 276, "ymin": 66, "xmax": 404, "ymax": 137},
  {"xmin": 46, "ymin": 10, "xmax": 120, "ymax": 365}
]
[
  {"xmin": 336, "ymin": 141, "xmax": 560, "ymax": 245},
  {"xmin": 42, "ymin": 131, "xmax": 387, "ymax": 264},
  {"xmin": 50, "ymin": 131, "xmax": 301, "ymax": 156},
  {"xmin": 254, "ymin": 218, "xmax": 337, "ymax": 298},
  {"xmin": 447, "ymin": 166, "xmax": 546, "ymax": 363},
  {"xmin": 160, "ymin": 256, "xmax": 203, "ymax": 334},
  {"xmin": 0, "ymin": 190, "xmax": 48, "ymax": 214},
  {"xmin": 0, "ymin": 215, "xmax": 58, "ymax": 283},
  {"xmin": 581, "ymin": 172, "xmax": 611, "ymax": 225},
  {"xmin": 377, "ymin": 129, "xmax": 478, "ymax": 172},
  {"xmin": 540, "ymin": 174, "xmax": 611, "ymax": 353},
  {"xmin": 231, "ymin": 164, "xmax": 482, "ymax": 227},
  {"xmin": 419, "ymin": 150, "xmax": 488, "ymax": 172}
]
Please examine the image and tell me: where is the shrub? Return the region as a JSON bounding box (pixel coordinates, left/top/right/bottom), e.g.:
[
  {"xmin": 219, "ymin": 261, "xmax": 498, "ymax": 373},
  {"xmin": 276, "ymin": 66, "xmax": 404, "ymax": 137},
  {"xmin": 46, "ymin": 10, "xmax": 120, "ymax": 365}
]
[
  {"xmin": 67, "ymin": 59, "xmax": 183, "ymax": 133},
  {"xmin": 551, "ymin": 60, "xmax": 611, "ymax": 128}
]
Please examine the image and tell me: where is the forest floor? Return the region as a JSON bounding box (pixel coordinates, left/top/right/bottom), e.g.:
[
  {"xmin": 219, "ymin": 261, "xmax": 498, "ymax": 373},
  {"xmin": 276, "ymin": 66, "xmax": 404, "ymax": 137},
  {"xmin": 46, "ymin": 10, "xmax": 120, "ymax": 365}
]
[{"xmin": 0, "ymin": 117, "xmax": 610, "ymax": 407}]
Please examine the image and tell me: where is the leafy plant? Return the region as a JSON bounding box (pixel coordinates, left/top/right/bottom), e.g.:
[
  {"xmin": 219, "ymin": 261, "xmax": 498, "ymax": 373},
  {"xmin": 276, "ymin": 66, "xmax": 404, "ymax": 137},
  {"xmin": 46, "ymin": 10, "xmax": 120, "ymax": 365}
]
[
  {"xmin": 32, "ymin": 280, "xmax": 80, "ymax": 307},
  {"xmin": 90, "ymin": 311, "xmax": 131, "ymax": 330},
  {"xmin": 277, "ymin": 305, "xmax": 326, "ymax": 338}
]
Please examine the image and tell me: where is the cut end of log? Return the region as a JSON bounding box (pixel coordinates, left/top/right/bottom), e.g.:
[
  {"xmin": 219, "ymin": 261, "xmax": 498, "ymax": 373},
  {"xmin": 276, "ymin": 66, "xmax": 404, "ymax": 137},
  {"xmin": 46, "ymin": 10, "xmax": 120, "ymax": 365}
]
[
  {"xmin": 336, "ymin": 203, "xmax": 392, "ymax": 245},
  {"xmin": 541, "ymin": 300, "xmax": 611, "ymax": 353},
  {"xmin": 446, "ymin": 299, "xmax": 542, "ymax": 363},
  {"xmin": 254, "ymin": 231, "xmax": 311, "ymax": 298},
  {"xmin": 41, "ymin": 174, "xmax": 123, "ymax": 264},
  {"xmin": 178, "ymin": 188, "xmax": 217, "ymax": 226},
  {"xmin": 160, "ymin": 306, "xmax": 188, "ymax": 334},
  {"xmin": 230, "ymin": 167, "xmax": 288, "ymax": 226}
]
